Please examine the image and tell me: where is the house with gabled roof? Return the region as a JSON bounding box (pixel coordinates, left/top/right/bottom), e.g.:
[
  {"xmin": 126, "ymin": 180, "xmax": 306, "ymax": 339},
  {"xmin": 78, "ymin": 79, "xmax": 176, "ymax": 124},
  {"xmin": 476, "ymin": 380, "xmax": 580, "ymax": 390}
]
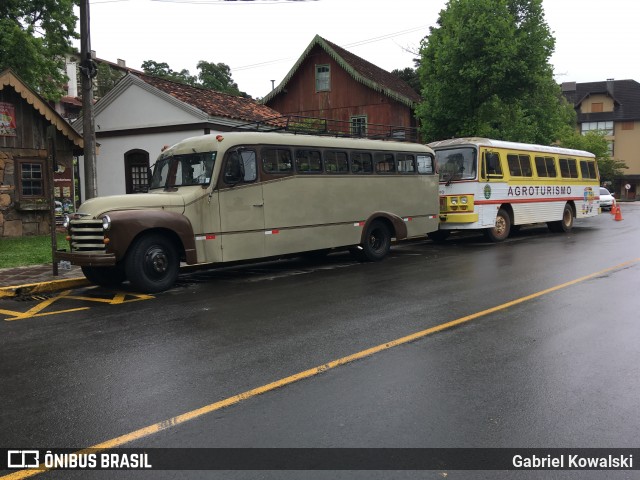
[
  {"xmin": 74, "ymin": 72, "xmax": 281, "ymax": 199},
  {"xmin": 562, "ymin": 79, "xmax": 640, "ymax": 200},
  {"xmin": 0, "ymin": 69, "xmax": 83, "ymax": 237},
  {"xmin": 262, "ymin": 35, "xmax": 421, "ymax": 142}
]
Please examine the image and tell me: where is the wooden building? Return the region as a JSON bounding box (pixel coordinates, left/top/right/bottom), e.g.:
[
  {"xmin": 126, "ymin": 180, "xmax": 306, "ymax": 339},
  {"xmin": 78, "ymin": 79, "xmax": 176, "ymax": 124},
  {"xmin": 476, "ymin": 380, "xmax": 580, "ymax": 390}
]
[
  {"xmin": 0, "ymin": 69, "xmax": 83, "ymax": 237},
  {"xmin": 262, "ymin": 35, "xmax": 421, "ymax": 141}
]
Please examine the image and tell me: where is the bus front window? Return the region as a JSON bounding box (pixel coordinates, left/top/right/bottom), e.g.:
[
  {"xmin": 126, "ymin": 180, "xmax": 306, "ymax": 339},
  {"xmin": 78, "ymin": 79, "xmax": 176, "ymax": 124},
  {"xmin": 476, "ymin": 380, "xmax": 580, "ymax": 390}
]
[
  {"xmin": 150, "ymin": 152, "xmax": 217, "ymax": 189},
  {"xmin": 435, "ymin": 148, "xmax": 477, "ymax": 183}
]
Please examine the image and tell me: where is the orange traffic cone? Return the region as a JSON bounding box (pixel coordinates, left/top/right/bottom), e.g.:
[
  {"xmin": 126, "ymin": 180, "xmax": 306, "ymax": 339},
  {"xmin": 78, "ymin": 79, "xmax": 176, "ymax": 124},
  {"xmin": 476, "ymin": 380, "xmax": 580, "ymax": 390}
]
[
  {"xmin": 614, "ymin": 204, "xmax": 623, "ymax": 221},
  {"xmin": 610, "ymin": 201, "xmax": 616, "ymax": 215}
]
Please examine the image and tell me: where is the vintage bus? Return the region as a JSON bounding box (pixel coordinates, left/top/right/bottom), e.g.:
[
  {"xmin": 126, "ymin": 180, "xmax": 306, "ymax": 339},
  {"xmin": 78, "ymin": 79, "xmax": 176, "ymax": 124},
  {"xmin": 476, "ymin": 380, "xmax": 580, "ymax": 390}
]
[
  {"xmin": 57, "ymin": 131, "xmax": 439, "ymax": 292},
  {"xmin": 428, "ymin": 138, "xmax": 600, "ymax": 242}
]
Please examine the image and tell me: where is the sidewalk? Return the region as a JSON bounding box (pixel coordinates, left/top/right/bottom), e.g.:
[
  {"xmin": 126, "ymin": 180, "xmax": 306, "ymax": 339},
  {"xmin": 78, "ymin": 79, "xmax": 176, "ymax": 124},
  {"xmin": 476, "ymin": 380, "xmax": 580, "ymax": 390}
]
[{"xmin": 0, "ymin": 263, "xmax": 89, "ymax": 298}]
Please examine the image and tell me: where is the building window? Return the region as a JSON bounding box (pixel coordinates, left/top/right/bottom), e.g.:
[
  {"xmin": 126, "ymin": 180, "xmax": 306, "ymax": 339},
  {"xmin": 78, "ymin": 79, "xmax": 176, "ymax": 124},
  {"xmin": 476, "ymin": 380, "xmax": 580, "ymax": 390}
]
[
  {"xmin": 124, "ymin": 150, "xmax": 150, "ymax": 194},
  {"xmin": 19, "ymin": 160, "xmax": 45, "ymax": 198},
  {"xmin": 591, "ymin": 102, "xmax": 603, "ymax": 113},
  {"xmin": 315, "ymin": 65, "xmax": 330, "ymax": 92},
  {"xmin": 581, "ymin": 121, "xmax": 613, "ymax": 136},
  {"xmin": 351, "ymin": 116, "xmax": 367, "ymax": 137},
  {"xmin": 621, "ymin": 121, "xmax": 634, "ymax": 131}
]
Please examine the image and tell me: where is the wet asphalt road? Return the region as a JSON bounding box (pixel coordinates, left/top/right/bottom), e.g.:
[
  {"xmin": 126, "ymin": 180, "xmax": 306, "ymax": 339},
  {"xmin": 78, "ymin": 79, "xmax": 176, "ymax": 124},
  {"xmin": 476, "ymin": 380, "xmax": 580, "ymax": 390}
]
[{"xmin": 1, "ymin": 206, "xmax": 639, "ymax": 479}]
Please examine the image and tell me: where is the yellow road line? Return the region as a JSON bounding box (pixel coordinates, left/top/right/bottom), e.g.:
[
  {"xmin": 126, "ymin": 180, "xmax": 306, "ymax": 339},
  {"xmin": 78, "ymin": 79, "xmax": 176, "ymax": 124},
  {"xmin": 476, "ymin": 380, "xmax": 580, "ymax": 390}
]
[{"xmin": 2, "ymin": 258, "xmax": 638, "ymax": 480}]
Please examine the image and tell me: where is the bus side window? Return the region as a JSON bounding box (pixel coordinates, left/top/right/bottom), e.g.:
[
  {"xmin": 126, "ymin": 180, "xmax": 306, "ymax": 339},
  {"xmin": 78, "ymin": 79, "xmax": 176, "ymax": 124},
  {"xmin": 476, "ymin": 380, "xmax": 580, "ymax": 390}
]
[
  {"xmin": 224, "ymin": 149, "xmax": 257, "ymax": 185},
  {"xmin": 484, "ymin": 152, "xmax": 502, "ymax": 176},
  {"xmin": 351, "ymin": 152, "xmax": 373, "ymax": 174},
  {"xmin": 325, "ymin": 151, "xmax": 349, "ymax": 173},
  {"xmin": 263, "ymin": 148, "xmax": 292, "ymax": 174},
  {"xmin": 417, "ymin": 154, "xmax": 433, "ymax": 174},
  {"xmin": 374, "ymin": 152, "xmax": 396, "ymax": 174},
  {"xmin": 397, "ymin": 153, "xmax": 416, "ymax": 174}
]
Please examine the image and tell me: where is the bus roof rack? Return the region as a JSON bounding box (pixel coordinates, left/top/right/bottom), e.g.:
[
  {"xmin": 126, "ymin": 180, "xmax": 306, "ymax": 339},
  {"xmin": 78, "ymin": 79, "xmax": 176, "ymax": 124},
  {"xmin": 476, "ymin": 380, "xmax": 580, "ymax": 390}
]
[{"xmin": 238, "ymin": 115, "xmax": 420, "ymax": 143}]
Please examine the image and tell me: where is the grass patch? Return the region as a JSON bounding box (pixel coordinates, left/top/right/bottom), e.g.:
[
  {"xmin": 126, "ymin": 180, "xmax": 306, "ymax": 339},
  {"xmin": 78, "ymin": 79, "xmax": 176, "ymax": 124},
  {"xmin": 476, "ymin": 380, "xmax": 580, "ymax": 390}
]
[{"xmin": 0, "ymin": 234, "xmax": 68, "ymax": 269}]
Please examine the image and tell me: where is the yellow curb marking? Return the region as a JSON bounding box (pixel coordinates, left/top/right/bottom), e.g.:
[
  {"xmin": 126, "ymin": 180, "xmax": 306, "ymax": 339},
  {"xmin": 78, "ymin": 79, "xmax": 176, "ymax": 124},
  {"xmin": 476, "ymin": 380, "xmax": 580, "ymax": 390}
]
[{"xmin": 2, "ymin": 258, "xmax": 638, "ymax": 479}]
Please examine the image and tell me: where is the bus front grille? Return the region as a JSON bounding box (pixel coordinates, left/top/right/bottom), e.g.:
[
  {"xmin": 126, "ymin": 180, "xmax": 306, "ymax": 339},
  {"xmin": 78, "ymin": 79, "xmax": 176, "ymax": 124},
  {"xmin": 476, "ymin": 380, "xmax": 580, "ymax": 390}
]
[{"xmin": 69, "ymin": 219, "xmax": 106, "ymax": 252}]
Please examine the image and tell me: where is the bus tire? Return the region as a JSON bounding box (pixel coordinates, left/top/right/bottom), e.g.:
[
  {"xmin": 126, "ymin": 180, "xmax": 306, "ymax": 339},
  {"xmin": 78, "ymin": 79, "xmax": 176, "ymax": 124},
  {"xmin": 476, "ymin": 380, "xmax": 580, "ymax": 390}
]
[
  {"xmin": 359, "ymin": 220, "xmax": 391, "ymax": 261},
  {"xmin": 548, "ymin": 203, "xmax": 574, "ymax": 233},
  {"xmin": 484, "ymin": 208, "xmax": 511, "ymax": 242},
  {"xmin": 125, "ymin": 233, "xmax": 179, "ymax": 293},
  {"xmin": 81, "ymin": 265, "xmax": 126, "ymax": 288}
]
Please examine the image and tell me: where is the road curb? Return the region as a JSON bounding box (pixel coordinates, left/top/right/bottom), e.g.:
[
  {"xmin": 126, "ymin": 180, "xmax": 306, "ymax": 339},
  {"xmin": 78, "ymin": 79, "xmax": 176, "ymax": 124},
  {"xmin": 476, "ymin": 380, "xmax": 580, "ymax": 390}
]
[{"xmin": 0, "ymin": 277, "xmax": 91, "ymax": 299}]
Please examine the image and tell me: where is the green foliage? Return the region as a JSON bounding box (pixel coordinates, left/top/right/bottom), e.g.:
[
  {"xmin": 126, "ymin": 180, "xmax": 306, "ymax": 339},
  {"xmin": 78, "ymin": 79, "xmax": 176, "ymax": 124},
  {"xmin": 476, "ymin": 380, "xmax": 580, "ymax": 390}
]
[
  {"xmin": 391, "ymin": 67, "xmax": 421, "ymax": 95},
  {"xmin": 142, "ymin": 59, "xmax": 248, "ymax": 97},
  {"xmin": 417, "ymin": 0, "xmax": 574, "ymax": 144},
  {"xmin": 0, "ymin": 233, "xmax": 67, "ymax": 268},
  {"xmin": 556, "ymin": 130, "xmax": 628, "ymax": 183},
  {"xmin": 0, "ymin": 0, "xmax": 79, "ymax": 101},
  {"xmin": 96, "ymin": 62, "xmax": 125, "ymax": 98}
]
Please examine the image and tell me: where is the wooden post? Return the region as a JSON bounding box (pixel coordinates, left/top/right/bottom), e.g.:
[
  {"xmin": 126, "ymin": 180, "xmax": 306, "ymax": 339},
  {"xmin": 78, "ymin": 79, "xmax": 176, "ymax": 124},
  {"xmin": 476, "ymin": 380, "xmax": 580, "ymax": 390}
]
[{"xmin": 47, "ymin": 125, "xmax": 58, "ymax": 276}]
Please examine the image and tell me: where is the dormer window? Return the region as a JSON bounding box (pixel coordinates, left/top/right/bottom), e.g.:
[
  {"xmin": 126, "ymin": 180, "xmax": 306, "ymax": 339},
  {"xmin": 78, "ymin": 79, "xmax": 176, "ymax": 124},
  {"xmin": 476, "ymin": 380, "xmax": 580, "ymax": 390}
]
[{"xmin": 315, "ymin": 65, "xmax": 330, "ymax": 92}]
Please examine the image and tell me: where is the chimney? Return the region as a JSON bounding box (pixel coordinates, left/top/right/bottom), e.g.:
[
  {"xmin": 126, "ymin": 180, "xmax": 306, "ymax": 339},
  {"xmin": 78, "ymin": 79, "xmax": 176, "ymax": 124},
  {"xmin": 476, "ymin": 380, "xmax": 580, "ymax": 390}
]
[
  {"xmin": 606, "ymin": 78, "xmax": 614, "ymax": 96},
  {"xmin": 117, "ymin": 59, "xmax": 126, "ymax": 68}
]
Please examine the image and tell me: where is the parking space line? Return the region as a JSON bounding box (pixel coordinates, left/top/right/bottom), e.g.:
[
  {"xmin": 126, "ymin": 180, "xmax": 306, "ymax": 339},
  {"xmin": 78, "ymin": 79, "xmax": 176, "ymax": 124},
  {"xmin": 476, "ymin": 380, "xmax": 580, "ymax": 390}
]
[{"xmin": 2, "ymin": 257, "xmax": 638, "ymax": 479}]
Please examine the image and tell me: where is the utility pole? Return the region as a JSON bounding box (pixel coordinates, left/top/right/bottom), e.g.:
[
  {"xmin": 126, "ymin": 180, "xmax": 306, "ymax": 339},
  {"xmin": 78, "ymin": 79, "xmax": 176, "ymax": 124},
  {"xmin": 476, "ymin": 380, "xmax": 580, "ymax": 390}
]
[{"xmin": 80, "ymin": 0, "xmax": 98, "ymax": 200}]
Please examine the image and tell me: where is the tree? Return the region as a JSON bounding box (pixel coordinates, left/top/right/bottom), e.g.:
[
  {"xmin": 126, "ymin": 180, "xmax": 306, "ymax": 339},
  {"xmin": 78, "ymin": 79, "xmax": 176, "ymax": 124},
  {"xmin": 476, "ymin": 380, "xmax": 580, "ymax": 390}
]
[
  {"xmin": 556, "ymin": 130, "xmax": 628, "ymax": 184},
  {"xmin": 391, "ymin": 67, "xmax": 421, "ymax": 95},
  {"xmin": 142, "ymin": 59, "xmax": 248, "ymax": 97},
  {"xmin": 197, "ymin": 61, "xmax": 247, "ymax": 96},
  {"xmin": 0, "ymin": 0, "xmax": 79, "ymax": 101},
  {"xmin": 416, "ymin": 0, "xmax": 574, "ymax": 144},
  {"xmin": 141, "ymin": 60, "xmax": 197, "ymax": 85}
]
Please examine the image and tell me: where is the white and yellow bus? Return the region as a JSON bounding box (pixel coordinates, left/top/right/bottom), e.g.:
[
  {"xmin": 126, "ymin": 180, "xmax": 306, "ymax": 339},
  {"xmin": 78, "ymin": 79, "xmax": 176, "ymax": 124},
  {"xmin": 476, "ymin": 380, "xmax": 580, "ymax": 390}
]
[
  {"xmin": 58, "ymin": 131, "xmax": 440, "ymax": 292},
  {"xmin": 428, "ymin": 138, "xmax": 600, "ymax": 242}
]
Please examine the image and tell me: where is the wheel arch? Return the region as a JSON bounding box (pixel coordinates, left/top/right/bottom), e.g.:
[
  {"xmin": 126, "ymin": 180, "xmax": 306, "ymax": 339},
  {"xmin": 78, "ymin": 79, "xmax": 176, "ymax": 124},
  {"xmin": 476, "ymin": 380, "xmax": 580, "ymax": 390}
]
[
  {"xmin": 360, "ymin": 212, "xmax": 407, "ymax": 244},
  {"xmin": 104, "ymin": 210, "xmax": 197, "ymax": 264}
]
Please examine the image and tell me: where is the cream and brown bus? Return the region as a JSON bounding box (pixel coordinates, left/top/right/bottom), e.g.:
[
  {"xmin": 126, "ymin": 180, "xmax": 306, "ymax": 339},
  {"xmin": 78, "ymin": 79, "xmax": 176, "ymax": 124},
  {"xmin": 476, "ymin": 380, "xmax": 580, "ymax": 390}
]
[
  {"xmin": 57, "ymin": 131, "xmax": 439, "ymax": 292},
  {"xmin": 428, "ymin": 138, "xmax": 601, "ymax": 242}
]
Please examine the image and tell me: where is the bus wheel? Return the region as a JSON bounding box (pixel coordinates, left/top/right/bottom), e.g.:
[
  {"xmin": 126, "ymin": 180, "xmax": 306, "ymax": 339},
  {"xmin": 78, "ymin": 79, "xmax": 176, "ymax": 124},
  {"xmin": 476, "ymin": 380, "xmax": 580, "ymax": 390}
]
[
  {"xmin": 358, "ymin": 220, "xmax": 391, "ymax": 261},
  {"xmin": 548, "ymin": 203, "xmax": 574, "ymax": 233},
  {"xmin": 125, "ymin": 233, "xmax": 179, "ymax": 293},
  {"xmin": 81, "ymin": 265, "xmax": 126, "ymax": 288},
  {"xmin": 484, "ymin": 208, "xmax": 511, "ymax": 242}
]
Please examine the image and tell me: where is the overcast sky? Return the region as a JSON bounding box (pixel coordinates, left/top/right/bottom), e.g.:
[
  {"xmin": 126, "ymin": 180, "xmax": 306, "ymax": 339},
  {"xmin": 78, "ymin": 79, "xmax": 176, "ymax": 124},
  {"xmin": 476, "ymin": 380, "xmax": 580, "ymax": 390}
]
[{"xmin": 78, "ymin": 0, "xmax": 640, "ymax": 99}]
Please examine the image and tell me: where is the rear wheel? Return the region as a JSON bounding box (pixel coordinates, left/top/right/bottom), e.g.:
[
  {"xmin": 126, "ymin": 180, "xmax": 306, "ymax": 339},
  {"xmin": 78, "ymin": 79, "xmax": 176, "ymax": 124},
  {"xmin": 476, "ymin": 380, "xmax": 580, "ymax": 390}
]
[
  {"xmin": 81, "ymin": 265, "xmax": 126, "ymax": 288},
  {"xmin": 484, "ymin": 208, "xmax": 511, "ymax": 242},
  {"xmin": 548, "ymin": 203, "xmax": 574, "ymax": 233},
  {"xmin": 125, "ymin": 233, "xmax": 179, "ymax": 293},
  {"xmin": 354, "ymin": 220, "xmax": 391, "ymax": 262}
]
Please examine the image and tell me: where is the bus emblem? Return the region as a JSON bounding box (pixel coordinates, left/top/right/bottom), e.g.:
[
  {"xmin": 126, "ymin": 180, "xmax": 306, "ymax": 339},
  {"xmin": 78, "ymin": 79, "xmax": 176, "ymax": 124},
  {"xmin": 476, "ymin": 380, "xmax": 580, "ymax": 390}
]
[{"xmin": 483, "ymin": 184, "xmax": 492, "ymax": 199}]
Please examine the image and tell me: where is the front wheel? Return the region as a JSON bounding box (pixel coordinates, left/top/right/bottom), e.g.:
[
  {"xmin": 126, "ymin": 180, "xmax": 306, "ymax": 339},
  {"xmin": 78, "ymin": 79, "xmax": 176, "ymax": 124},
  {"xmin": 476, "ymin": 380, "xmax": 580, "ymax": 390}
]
[
  {"xmin": 125, "ymin": 233, "xmax": 180, "ymax": 293},
  {"xmin": 484, "ymin": 208, "xmax": 511, "ymax": 242},
  {"xmin": 355, "ymin": 220, "xmax": 391, "ymax": 262}
]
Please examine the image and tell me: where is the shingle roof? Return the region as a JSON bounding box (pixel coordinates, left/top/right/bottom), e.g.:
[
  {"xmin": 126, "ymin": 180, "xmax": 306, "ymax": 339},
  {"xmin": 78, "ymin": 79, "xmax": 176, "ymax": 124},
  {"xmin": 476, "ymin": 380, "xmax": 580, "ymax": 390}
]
[
  {"xmin": 562, "ymin": 79, "xmax": 640, "ymax": 122},
  {"xmin": 261, "ymin": 35, "xmax": 420, "ymax": 107},
  {"xmin": 134, "ymin": 73, "xmax": 281, "ymax": 124},
  {"xmin": 0, "ymin": 68, "xmax": 83, "ymax": 149}
]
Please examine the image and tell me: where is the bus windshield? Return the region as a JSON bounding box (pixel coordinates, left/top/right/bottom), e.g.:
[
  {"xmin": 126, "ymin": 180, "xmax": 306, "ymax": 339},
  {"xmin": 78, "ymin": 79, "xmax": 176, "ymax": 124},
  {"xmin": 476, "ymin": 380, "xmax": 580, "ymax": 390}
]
[
  {"xmin": 150, "ymin": 152, "xmax": 216, "ymax": 190},
  {"xmin": 435, "ymin": 147, "xmax": 477, "ymax": 182}
]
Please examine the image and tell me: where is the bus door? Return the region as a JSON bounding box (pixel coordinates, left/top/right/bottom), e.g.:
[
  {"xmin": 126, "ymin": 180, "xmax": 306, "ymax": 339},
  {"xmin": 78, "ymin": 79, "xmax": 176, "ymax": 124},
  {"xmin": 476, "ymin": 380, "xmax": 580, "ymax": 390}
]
[{"xmin": 217, "ymin": 148, "xmax": 265, "ymax": 261}]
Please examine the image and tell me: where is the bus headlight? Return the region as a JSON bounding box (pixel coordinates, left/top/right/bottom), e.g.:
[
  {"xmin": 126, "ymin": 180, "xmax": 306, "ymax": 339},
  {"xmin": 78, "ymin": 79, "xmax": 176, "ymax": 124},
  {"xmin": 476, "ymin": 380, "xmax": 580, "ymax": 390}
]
[
  {"xmin": 450, "ymin": 197, "xmax": 458, "ymax": 205},
  {"xmin": 62, "ymin": 214, "xmax": 70, "ymax": 229},
  {"xmin": 102, "ymin": 215, "xmax": 112, "ymax": 231},
  {"xmin": 460, "ymin": 197, "xmax": 468, "ymax": 205}
]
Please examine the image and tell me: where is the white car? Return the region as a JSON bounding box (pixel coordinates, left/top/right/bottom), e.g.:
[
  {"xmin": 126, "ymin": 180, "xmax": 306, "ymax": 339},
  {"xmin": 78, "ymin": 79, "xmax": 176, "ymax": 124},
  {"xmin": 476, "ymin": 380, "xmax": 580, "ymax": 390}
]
[{"xmin": 599, "ymin": 187, "xmax": 615, "ymax": 210}]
